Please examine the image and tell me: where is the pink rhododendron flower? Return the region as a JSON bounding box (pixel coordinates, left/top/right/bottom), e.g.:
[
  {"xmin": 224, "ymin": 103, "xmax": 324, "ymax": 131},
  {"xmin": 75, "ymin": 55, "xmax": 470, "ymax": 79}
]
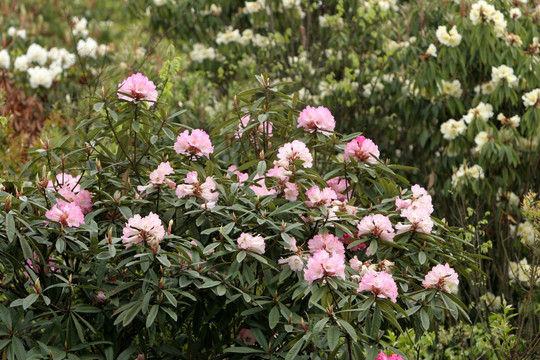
[
  {"xmin": 304, "ymin": 249, "xmax": 346, "ymax": 284},
  {"xmin": 330, "ymin": 200, "xmax": 358, "ymax": 217},
  {"xmin": 376, "ymin": 353, "xmax": 404, "ymax": 360},
  {"xmin": 45, "ymin": 202, "xmax": 85, "ymax": 227},
  {"xmin": 236, "ymin": 114, "xmax": 273, "ymax": 138},
  {"xmin": 237, "ymin": 232, "xmax": 266, "ymax": 254},
  {"xmin": 48, "ymin": 173, "xmax": 93, "ymax": 214},
  {"xmin": 395, "ymin": 184, "xmax": 434, "ymax": 234},
  {"xmin": 305, "ymin": 185, "xmax": 337, "ymax": 207},
  {"xmin": 249, "ymin": 175, "xmax": 277, "ymax": 197},
  {"xmin": 237, "ymin": 328, "xmax": 257, "ymax": 345},
  {"xmin": 327, "ymin": 177, "xmax": 351, "ymax": 202},
  {"xmin": 117, "ymin": 73, "xmax": 158, "ymax": 105},
  {"xmin": 341, "ymin": 233, "xmax": 366, "ymax": 252},
  {"xmin": 176, "ymin": 171, "xmax": 219, "ymax": 209},
  {"xmin": 285, "ymin": 236, "xmax": 298, "ymax": 252},
  {"xmin": 357, "ymin": 271, "xmax": 398, "ymax": 303},
  {"xmin": 343, "ymin": 136, "xmax": 380, "ymax": 164},
  {"xmin": 122, "ymin": 212, "xmax": 165, "ymax": 248},
  {"xmin": 422, "ymin": 263, "xmax": 459, "ymax": 293},
  {"xmin": 174, "ymin": 129, "xmax": 214, "ymax": 159},
  {"xmin": 278, "ymin": 255, "xmax": 304, "ymax": 271},
  {"xmin": 138, "ymin": 161, "xmax": 176, "ymax": 193},
  {"xmin": 357, "ymin": 214, "xmax": 395, "ymax": 242},
  {"xmin": 283, "ymin": 182, "xmax": 299, "ymax": 201},
  {"xmin": 264, "ymin": 165, "xmax": 299, "ymax": 201},
  {"xmin": 227, "ymin": 165, "xmax": 249, "ymax": 184},
  {"xmin": 275, "ymin": 140, "xmax": 313, "ymax": 168},
  {"xmin": 308, "ymin": 233, "xmax": 345, "ymax": 255},
  {"xmin": 297, "ymin": 105, "xmax": 335, "ymax": 135}
]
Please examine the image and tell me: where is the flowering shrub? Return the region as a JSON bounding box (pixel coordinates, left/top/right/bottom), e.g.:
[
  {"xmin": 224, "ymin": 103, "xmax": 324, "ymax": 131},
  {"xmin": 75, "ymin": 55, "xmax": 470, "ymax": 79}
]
[{"xmin": 0, "ymin": 72, "xmax": 477, "ymax": 358}]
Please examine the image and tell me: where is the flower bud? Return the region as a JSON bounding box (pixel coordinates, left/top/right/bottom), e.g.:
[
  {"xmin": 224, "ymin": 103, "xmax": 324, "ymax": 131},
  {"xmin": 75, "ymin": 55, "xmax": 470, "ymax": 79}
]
[
  {"xmin": 5, "ymin": 195, "xmax": 12, "ymax": 211},
  {"xmin": 34, "ymin": 278, "xmax": 41, "ymax": 294}
]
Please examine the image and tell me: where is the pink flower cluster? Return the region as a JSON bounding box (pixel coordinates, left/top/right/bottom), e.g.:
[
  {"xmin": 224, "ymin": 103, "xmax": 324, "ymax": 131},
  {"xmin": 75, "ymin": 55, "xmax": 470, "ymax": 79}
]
[
  {"xmin": 236, "ymin": 114, "xmax": 273, "ymax": 138},
  {"xmin": 395, "ymin": 184, "xmax": 434, "ymax": 234},
  {"xmin": 174, "ymin": 129, "xmax": 214, "ymax": 159},
  {"xmin": 249, "ymin": 166, "xmax": 299, "ymax": 201},
  {"xmin": 304, "ymin": 185, "xmax": 337, "ymax": 207},
  {"xmin": 176, "ymin": 171, "xmax": 219, "ymax": 209},
  {"xmin": 278, "ymin": 255, "xmax": 304, "ymax": 271},
  {"xmin": 343, "ymin": 136, "xmax": 380, "ymax": 164},
  {"xmin": 237, "ymin": 232, "xmax": 266, "ymax": 254},
  {"xmin": 45, "ymin": 202, "xmax": 85, "ymax": 228},
  {"xmin": 357, "ymin": 214, "xmax": 395, "ymax": 242},
  {"xmin": 47, "ymin": 173, "xmax": 93, "ymax": 214},
  {"xmin": 297, "ymin": 106, "xmax": 335, "ymax": 135},
  {"xmin": 227, "ymin": 165, "xmax": 249, "ymax": 184},
  {"xmin": 422, "ymin": 263, "xmax": 459, "ymax": 293},
  {"xmin": 122, "ymin": 212, "xmax": 165, "ymax": 249},
  {"xmin": 327, "ymin": 177, "xmax": 351, "ymax": 202},
  {"xmin": 237, "ymin": 328, "xmax": 257, "ymax": 345},
  {"xmin": 304, "ymin": 233, "xmax": 346, "ymax": 284},
  {"xmin": 275, "ymin": 140, "xmax": 313, "ymax": 168},
  {"xmin": 357, "ymin": 270, "xmax": 399, "ymax": 303},
  {"xmin": 376, "ymin": 353, "xmax": 404, "ymax": 360},
  {"xmin": 137, "ymin": 161, "xmax": 176, "ymax": 193},
  {"xmin": 117, "ymin": 73, "xmax": 158, "ymax": 105},
  {"xmin": 308, "ymin": 234, "xmax": 345, "ymax": 255}
]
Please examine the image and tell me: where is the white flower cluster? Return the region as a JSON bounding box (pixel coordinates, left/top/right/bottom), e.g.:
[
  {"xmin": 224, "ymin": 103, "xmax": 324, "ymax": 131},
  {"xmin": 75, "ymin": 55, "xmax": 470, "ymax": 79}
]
[
  {"xmin": 243, "ymin": 0, "xmax": 265, "ymax": 14},
  {"xmin": 77, "ymin": 37, "xmax": 107, "ymax": 59},
  {"xmin": 200, "ymin": 4, "xmax": 222, "ymax": 16},
  {"xmin": 11, "ymin": 44, "xmax": 76, "ymax": 88},
  {"xmin": 469, "ymin": 0, "xmax": 507, "ymax": 37},
  {"xmin": 363, "ymin": 0, "xmax": 398, "ymax": 12},
  {"xmin": 435, "ymin": 25, "xmax": 462, "ymax": 47},
  {"xmin": 462, "ymin": 102, "xmax": 494, "ymax": 123},
  {"xmin": 519, "ymin": 136, "xmax": 539, "ymax": 151},
  {"xmin": 72, "ymin": 16, "xmax": 89, "ymax": 37},
  {"xmin": 7, "ymin": 26, "xmax": 27, "ymax": 40},
  {"xmin": 362, "ymin": 77, "xmax": 384, "ymax": 97},
  {"xmin": 425, "ymin": 43, "xmax": 437, "ymax": 57},
  {"xmin": 215, "ymin": 27, "xmax": 270, "ymax": 47},
  {"xmin": 491, "ymin": 64, "xmax": 518, "ymax": 88},
  {"xmin": 440, "ymin": 119, "xmax": 467, "ymax": 140},
  {"xmin": 512, "ymin": 221, "xmax": 538, "ymax": 247},
  {"xmin": 439, "ymin": 79, "xmax": 462, "ymax": 97},
  {"xmin": 508, "ymin": 258, "xmax": 540, "ymax": 285},
  {"xmin": 0, "ymin": 50, "xmax": 10, "ymax": 70},
  {"xmin": 473, "ymin": 131, "xmax": 490, "ymax": 153},
  {"xmin": 522, "ymin": 88, "xmax": 540, "ymax": 108},
  {"xmin": 452, "ymin": 163, "xmax": 485, "ymax": 187},
  {"xmin": 319, "ymin": 15, "xmax": 344, "ymax": 29},
  {"xmin": 189, "ymin": 43, "xmax": 218, "ymax": 62},
  {"xmin": 497, "ymin": 113, "xmax": 520, "ymax": 128}
]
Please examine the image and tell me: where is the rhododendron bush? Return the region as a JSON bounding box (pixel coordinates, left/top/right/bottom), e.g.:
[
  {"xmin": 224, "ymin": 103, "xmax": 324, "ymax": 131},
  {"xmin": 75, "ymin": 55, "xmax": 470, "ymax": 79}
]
[{"xmin": 0, "ymin": 73, "xmax": 478, "ymax": 359}]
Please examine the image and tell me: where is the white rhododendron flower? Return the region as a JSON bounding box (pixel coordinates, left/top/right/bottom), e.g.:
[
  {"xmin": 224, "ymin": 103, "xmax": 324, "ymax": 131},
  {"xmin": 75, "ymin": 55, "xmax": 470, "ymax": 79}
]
[
  {"xmin": 436, "ymin": 25, "xmax": 462, "ymax": 47},
  {"xmin": 491, "ymin": 65, "xmax": 518, "ymax": 88},
  {"xmin": 440, "ymin": 80, "xmax": 462, "ymax": 97},
  {"xmin": 0, "ymin": 50, "xmax": 10, "ymax": 69},
  {"xmin": 27, "ymin": 67, "xmax": 54, "ymax": 88},
  {"xmin": 77, "ymin": 38, "xmax": 98, "ymax": 58},
  {"xmin": 426, "ymin": 43, "xmax": 437, "ymax": 57},
  {"xmin": 14, "ymin": 55, "xmax": 30, "ymax": 71},
  {"xmin": 522, "ymin": 89, "xmax": 540, "ymax": 108},
  {"xmin": 452, "ymin": 163, "xmax": 485, "ymax": 187},
  {"xmin": 440, "ymin": 119, "xmax": 467, "ymax": 140},
  {"xmin": 26, "ymin": 43, "xmax": 48, "ymax": 65},
  {"xmin": 462, "ymin": 102, "xmax": 494, "ymax": 123}
]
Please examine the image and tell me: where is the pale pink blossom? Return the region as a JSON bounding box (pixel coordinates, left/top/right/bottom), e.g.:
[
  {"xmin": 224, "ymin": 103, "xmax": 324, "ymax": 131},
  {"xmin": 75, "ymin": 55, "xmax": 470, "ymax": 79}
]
[
  {"xmin": 376, "ymin": 353, "xmax": 405, "ymax": 360},
  {"xmin": 237, "ymin": 328, "xmax": 257, "ymax": 345},
  {"xmin": 330, "ymin": 200, "xmax": 358, "ymax": 216},
  {"xmin": 350, "ymin": 255, "xmax": 362, "ymax": 271},
  {"xmin": 283, "ymin": 182, "xmax": 299, "ymax": 201},
  {"xmin": 422, "ymin": 263, "xmax": 459, "ymax": 293},
  {"xmin": 49, "ymin": 173, "xmax": 92, "ymax": 214},
  {"xmin": 122, "ymin": 212, "xmax": 165, "ymax": 248},
  {"xmin": 227, "ymin": 165, "xmax": 249, "ymax": 184},
  {"xmin": 237, "ymin": 232, "xmax": 266, "ymax": 254},
  {"xmin": 343, "ymin": 136, "xmax": 380, "ymax": 164},
  {"xmin": 275, "ymin": 140, "xmax": 313, "ymax": 168},
  {"xmin": 396, "ymin": 184, "xmax": 434, "ymax": 234},
  {"xmin": 327, "ymin": 177, "xmax": 351, "ymax": 202},
  {"xmin": 174, "ymin": 129, "xmax": 214, "ymax": 159},
  {"xmin": 297, "ymin": 105, "xmax": 336, "ymax": 135},
  {"xmin": 308, "ymin": 233, "xmax": 345, "ymax": 255},
  {"xmin": 304, "ymin": 249, "xmax": 346, "ymax": 284},
  {"xmin": 304, "ymin": 185, "xmax": 337, "ymax": 207},
  {"xmin": 176, "ymin": 171, "xmax": 219, "ymax": 209},
  {"xmin": 395, "ymin": 197, "xmax": 412, "ymax": 211},
  {"xmin": 138, "ymin": 162, "xmax": 176, "ymax": 193},
  {"xmin": 45, "ymin": 202, "xmax": 85, "ymax": 228},
  {"xmin": 357, "ymin": 271, "xmax": 398, "ymax": 302},
  {"xmin": 236, "ymin": 114, "xmax": 273, "ymax": 138},
  {"xmin": 278, "ymin": 255, "xmax": 304, "ymax": 271},
  {"xmin": 266, "ymin": 165, "xmax": 292, "ymax": 181},
  {"xmin": 285, "ymin": 236, "xmax": 298, "ymax": 252},
  {"xmin": 357, "ymin": 214, "xmax": 395, "ymax": 242},
  {"xmin": 117, "ymin": 73, "xmax": 158, "ymax": 105},
  {"xmin": 249, "ymin": 176, "xmax": 277, "ymax": 197}
]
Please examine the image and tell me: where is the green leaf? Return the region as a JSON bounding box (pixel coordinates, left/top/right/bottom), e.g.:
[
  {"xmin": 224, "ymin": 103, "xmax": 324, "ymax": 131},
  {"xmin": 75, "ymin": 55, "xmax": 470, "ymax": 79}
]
[
  {"xmin": 420, "ymin": 309, "xmax": 430, "ymax": 330},
  {"xmin": 285, "ymin": 337, "xmax": 305, "ymax": 360},
  {"xmin": 146, "ymin": 305, "xmax": 159, "ymax": 328},
  {"xmin": 22, "ymin": 293, "xmax": 39, "ymax": 310},
  {"xmin": 337, "ymin": 318, "xmax": 357, "ymax": 342},
  {"xmin": 269, "ymin": 306, "xmax": 279, "ymax": 329},
  {"xmin": 224, "ymin": 347, "xmax": 266, "ymax": 354},
  {"xmin": 327, "ymin": 325, "xmax": 340, "ymax": 350},
  {"xmin": 6, "ymin": 212, "xmax": 16, "ymax": 242}
]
